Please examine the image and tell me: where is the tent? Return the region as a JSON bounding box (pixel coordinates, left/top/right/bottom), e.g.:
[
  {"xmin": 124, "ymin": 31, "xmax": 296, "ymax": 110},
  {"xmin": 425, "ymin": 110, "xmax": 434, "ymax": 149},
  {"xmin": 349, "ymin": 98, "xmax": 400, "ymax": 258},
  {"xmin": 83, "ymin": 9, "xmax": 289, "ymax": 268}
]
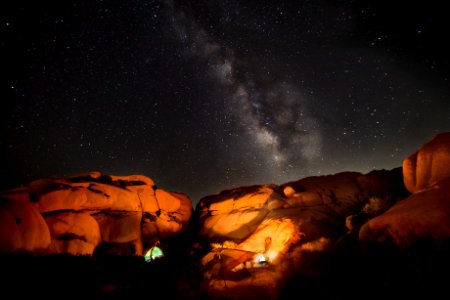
[{"xmin": 144, "ymin": 245, "xmax": 164, "ymax": 262}]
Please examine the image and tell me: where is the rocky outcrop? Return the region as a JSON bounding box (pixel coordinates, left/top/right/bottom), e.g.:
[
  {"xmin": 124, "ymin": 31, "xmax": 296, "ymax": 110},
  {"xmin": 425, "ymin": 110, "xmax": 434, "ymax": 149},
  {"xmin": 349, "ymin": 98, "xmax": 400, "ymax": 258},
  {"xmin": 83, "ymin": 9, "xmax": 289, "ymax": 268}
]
[
  {"xmin": 360, "ymin": 178, "xmax": 450, "ymax": 249},
  {"xmin": 360, "ymin": 132, "xmax": 450, "ymax": 250},
  {"xmin": 402, "ymin": 132, "xmax": 450, "ymax": 193},
  {"xmin": 0, "ymin": 199, "xmax": 51, "ymax": 253},
  {"xmin": 0, "ymin": 172, "xmax": 192, "ymax": 256},
  {"xmin": 195, "ymin": 168, "xmax": 407, "ymax": 299}
]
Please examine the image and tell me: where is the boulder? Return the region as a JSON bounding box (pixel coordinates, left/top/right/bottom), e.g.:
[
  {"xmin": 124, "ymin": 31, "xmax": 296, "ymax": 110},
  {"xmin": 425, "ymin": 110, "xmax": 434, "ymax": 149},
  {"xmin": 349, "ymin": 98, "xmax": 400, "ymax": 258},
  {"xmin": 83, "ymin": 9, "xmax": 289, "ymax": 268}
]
[
  {"xmin": 403, "ymin": 132, "xmax": 450, "ymax": 193},
  {"xmin": 360, "ymin": 133, "xmax": 450, "ymax": 251},
  {"xmin": 0, "ymin": 198, "xmax": 51, "ymax": 253},
  {"xmin": 45, "ymin": 212, "xmax": 101, "ymax": 255},
  {"xmin": 360, "ymin": 177, "xmax": 450, "ymax": 250}
]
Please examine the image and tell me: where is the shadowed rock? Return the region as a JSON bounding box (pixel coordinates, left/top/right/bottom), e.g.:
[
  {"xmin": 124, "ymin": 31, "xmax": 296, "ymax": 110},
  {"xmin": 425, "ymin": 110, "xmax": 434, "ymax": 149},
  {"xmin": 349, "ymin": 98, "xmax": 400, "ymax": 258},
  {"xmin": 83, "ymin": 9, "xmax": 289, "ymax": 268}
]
[{"xmin": 361, "ymin": 132, "xmax": 450, "ymax": 251}]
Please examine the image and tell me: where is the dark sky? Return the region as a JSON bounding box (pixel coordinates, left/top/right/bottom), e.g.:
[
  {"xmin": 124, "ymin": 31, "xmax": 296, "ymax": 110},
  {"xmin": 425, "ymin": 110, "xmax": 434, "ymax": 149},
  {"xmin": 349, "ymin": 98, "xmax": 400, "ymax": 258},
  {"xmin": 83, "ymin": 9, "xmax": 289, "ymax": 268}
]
[{"xmin": 2, "ymin": 0, "xmax": 449, "ymax": 204}]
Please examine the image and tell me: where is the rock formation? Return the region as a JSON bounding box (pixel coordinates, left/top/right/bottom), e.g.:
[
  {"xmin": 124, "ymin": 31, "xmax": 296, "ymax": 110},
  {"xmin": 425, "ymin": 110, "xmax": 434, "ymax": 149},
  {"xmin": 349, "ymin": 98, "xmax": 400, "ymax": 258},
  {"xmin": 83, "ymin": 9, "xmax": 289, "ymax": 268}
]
[
  {"xmin": 193, "ymin": 131, "xmax": 450, "ymax": 299},
  {"xmin": 195, "ymin": 168, "xmax": 407, "ymax": 299},
  {"xmin": 1, "ymin": 132, "xmax": 449, "ymax": 299},
  {"xmin": 0, "ymin": 171, "xmax": 192, "ymax": 256},
  {"xmin": 360, "ymin": 132, "xmax": 450, "ymax": 250}
]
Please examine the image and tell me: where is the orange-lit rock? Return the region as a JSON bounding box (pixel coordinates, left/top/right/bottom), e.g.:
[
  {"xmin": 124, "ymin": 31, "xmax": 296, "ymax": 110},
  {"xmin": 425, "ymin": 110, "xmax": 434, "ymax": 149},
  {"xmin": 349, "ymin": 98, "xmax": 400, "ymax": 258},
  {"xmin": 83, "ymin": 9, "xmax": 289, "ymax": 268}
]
[
  {"xmin": 45, "ymin": 212, "xmax": 101, "ymax": 255},
  {"xmin": 236, "ymin": 218, "xmax": 296, "ymax": 264},
  {"xmin": 282, "ymin": 186, "xmax": 295, "ymax": 198},
  {"xmin": 93, "ymin": 212, "xmax": 141, "ymax": 243},
  {"xmin": 34, "ymin": 181, "xmax": 142, "ymax": 212},
  {"xmin": 0, "ymin": 172, "xmax": 192, "ymax": 255},
  {"xmin": 360, "ymin": 177, "xmax": 450, "ymax": 249},
  {"xmin": 403, "ymin": 131, "xmax": 450, "ymax": 193},
  {"xmin": 283, "ymin": 171, "xmax": 368, "ymax": 216},
  {"xmin": 196, "ymin": 168, "xmax": 406, "ymax": 299},
  {"xmin": 198, "ymin": 185, "xmax": 276, "ymax": 239},
  {"xmin": 154, "ymin": 189, "xmax": 181, "ymax": 212},
  {"xmin": 170, "ymin": 191, "xmax": 193, "ymax": 224},
  {"xmin": 141, "ymin": 190, "xmax": 192, "ymax": 243},
  {"xmin": 0, "ymin": 199, "xmax": 51, "ymax": 253},
  {"xmin": 360, "ymin": 132, "xmax": 450, "ymax": 250}
]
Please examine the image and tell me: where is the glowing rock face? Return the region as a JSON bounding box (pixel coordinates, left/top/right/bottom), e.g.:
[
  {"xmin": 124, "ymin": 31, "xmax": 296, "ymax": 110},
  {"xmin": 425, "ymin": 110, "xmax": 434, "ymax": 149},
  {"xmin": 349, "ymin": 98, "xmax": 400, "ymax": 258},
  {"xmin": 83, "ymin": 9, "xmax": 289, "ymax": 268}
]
[
  {"xmin": 237, "ymin": 218, "xmax": 295, "ymax": 265},
  {"xmin": 0, "ymin": 172, "xmax": 192, "ymax": 256},
  {"xmin": 196, "ymin": 168, "xmax": 407, "ymax": 299},
  {"xmin": 45, "ymin": 212, "xmax": 101, "ymax": 255},
  {"xmin": 0, "ymin": 199, "xmax": 51, "ymax": 253},
  {"xmin": 403, "ymin": 132, "xmax": 450, "ymax": 193}
]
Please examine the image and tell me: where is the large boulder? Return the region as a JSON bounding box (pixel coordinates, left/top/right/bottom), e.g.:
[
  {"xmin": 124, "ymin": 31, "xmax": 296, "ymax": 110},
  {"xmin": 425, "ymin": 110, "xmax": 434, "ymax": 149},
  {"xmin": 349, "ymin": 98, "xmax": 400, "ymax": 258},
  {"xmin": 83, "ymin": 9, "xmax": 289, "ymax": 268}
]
[
  {"xmin": 0, "ymin": 198, "xmax": 51, "ymax": 253},
  {"xmin": 360, "ymin": 177, "xmax": 450, "ymax": 250},
  {"xmin": 403, "ymin": 132, "xmax": 450, "ymax": 193},
  {"xmin": 0, "ymin": 172, "xmax": 192, "ymax": 255}
]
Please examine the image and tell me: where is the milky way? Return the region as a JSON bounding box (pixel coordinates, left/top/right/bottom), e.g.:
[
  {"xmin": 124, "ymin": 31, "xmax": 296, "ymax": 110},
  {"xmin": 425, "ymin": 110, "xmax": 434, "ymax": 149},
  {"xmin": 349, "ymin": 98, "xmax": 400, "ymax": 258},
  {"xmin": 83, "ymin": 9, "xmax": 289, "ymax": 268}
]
[
  {"xmin": 2, "ymin": 0, "xmax": 450, "ymax": 203},
  {"xmin": 167, "ymin": 0, "xmax": 322, "ymax": 170}
]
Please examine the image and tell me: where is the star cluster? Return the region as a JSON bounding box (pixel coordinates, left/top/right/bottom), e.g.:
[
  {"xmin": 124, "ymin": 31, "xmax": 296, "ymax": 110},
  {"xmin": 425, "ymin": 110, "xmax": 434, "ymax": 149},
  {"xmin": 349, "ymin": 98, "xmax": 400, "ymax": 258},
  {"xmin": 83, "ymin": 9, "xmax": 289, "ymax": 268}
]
[{"xmin": 2, "ymin": 0, "xmax": 449, "ymax": 203}]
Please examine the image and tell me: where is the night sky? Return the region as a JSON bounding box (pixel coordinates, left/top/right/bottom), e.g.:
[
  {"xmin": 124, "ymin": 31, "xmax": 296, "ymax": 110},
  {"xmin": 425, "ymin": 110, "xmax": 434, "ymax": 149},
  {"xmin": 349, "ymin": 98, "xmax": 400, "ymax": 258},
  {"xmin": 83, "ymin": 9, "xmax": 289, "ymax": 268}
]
[{"xmin": 3, "ymin": 0, "xmax": 449, "ymax": 204}]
